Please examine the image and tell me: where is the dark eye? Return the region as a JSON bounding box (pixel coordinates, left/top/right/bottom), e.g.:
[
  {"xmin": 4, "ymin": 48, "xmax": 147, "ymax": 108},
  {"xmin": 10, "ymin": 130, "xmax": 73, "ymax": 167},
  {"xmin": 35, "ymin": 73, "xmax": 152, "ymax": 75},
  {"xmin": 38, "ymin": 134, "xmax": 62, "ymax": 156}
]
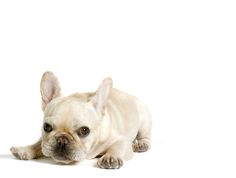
[
  {"xmin": 43, "ymin": 123, "xmax": 53, "ymax": 133},
  {"xmin": 77, "ymin": 126, "xmax": 90, "ymax": 137}
]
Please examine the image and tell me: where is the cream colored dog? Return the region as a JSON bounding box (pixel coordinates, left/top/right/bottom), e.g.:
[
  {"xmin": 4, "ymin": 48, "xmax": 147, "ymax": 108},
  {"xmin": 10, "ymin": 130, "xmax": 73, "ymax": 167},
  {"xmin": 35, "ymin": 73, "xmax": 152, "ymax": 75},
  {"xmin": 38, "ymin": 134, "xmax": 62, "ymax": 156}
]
[{"xmin": 10, "ymin": 71, "xmax": 151, "ymax": 169}]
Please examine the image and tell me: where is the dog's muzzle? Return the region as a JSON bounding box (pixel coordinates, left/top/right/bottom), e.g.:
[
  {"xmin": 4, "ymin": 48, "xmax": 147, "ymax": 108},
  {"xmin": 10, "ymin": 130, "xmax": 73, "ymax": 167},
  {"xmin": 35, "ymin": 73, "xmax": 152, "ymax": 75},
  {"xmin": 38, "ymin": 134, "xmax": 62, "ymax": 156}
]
[{"xmin": 56, "ymin": 135, "xmax": 69, "ymax": 148}]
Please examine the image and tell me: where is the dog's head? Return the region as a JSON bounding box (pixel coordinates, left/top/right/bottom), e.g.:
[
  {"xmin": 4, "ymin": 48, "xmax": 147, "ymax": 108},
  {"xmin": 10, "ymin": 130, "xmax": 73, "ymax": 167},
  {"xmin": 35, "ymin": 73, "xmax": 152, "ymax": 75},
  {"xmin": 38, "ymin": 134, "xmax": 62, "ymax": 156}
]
[{"xmin": 40, "ymin": 72, "xmax": 112, "ymax": 164}]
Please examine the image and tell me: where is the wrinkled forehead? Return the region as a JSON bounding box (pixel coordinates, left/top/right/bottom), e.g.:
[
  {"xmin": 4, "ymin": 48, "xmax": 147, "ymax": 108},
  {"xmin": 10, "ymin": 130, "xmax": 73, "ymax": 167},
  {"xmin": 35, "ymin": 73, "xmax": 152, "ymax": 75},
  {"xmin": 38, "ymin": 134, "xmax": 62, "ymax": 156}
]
[{"xmin": 44, "ymin": 98, "xmax": 98, "ymax": 128}]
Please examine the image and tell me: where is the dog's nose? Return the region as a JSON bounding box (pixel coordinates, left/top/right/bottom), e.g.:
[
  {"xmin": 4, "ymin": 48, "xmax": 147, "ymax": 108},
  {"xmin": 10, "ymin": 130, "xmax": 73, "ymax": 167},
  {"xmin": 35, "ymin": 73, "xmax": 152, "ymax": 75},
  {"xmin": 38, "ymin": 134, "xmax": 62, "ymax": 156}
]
[{"xmin": 56, "ymin": 136, "xmax": 69, "ymax": 147}]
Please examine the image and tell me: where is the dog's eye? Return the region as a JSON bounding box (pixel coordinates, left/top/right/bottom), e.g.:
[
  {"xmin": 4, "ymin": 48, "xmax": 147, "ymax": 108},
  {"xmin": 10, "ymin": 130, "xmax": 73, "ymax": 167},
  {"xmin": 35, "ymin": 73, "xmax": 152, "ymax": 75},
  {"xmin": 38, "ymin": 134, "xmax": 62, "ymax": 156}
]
[
  {"xmin": 43, "ymin": 123, "xmax": 53, "ymax": 133},
  {"xmin": 77, "ymin": 126, "xmax": 90, "ymax": 137}
]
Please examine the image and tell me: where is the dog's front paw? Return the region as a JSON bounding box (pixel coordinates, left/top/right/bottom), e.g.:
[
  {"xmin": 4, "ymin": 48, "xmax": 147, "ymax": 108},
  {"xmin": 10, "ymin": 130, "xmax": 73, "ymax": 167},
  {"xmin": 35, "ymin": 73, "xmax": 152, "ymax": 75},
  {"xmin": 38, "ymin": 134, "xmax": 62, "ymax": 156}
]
[
  {"xmin": 10, "ymin": 147, "xmax": 32, "ymax": 160},
  {"xmin": 97, "ymin": 155, "xmax": 123, "ymax": 169}
]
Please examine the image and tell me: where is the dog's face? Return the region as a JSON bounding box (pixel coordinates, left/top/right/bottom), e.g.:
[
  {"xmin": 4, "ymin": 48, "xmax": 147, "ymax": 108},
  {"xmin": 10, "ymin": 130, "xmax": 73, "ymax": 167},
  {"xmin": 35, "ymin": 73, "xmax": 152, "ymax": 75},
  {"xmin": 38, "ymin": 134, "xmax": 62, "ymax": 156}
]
[
  {"xmin": 40, "ymin": 72, "xmax": 112, "ymax": 164},
  {"xmin": 41, "ymin": 97, "xmax": 100, "ymax": 164}
]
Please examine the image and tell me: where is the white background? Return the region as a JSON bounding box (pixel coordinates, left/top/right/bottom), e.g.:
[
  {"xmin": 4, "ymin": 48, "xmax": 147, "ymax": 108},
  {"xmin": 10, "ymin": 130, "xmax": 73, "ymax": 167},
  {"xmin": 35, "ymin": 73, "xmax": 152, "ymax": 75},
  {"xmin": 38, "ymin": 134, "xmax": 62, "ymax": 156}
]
[{"xmin": 0, "ymin": 0, "xmax": 235, "ymax": 177}]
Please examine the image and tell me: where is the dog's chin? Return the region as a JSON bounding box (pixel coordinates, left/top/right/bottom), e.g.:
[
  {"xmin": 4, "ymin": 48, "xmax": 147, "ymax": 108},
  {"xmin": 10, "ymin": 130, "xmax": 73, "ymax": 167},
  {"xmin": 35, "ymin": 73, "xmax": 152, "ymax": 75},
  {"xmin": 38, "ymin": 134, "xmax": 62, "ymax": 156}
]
[
  {"xmin": 51, "ymin": 151, "xmax": 85, "ymax": 164},
  {"xmin": 42, "ymin": 143, "xmax": 86, "ymax": 164},
  {"xmin": 52, "ymin": 154, "xmax": 76, "ymax": 164}
]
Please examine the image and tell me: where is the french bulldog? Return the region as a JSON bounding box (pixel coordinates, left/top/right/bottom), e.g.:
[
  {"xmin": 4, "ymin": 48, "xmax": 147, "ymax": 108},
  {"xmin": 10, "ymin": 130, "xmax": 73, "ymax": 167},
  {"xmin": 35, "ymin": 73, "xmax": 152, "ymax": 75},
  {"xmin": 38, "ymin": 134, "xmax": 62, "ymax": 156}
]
[{"xmin": 10, "ymin": 71, "xmax": 152, "ymax": 169}]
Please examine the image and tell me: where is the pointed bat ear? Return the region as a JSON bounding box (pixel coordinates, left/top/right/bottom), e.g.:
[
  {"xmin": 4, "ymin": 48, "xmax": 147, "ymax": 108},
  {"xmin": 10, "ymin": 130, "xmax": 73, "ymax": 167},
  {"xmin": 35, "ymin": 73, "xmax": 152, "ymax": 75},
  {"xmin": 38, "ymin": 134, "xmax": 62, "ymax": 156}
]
[
  {"xmin": 40, "ymin": 71, "xmax": 61, "ymax": 110},
  {"xmin": 91, "ymin": 77, "xmax": 113, "ymax": 114}
]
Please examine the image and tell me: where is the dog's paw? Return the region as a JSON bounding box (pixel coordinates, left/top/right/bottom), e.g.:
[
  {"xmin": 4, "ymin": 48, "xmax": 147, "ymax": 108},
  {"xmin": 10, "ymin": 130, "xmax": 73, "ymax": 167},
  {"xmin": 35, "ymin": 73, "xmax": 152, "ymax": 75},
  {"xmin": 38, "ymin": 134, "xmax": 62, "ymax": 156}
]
[
  {"xmin": 10, "ymin": 147, "xmax": 32, "ymax": 160},
  {"xmin": 132, "ymin": 139, "xmax": 150, "ymax": 152},
  {"xmin": 97, "ymin": 155, "xmax": 123, "ymax": 169}
]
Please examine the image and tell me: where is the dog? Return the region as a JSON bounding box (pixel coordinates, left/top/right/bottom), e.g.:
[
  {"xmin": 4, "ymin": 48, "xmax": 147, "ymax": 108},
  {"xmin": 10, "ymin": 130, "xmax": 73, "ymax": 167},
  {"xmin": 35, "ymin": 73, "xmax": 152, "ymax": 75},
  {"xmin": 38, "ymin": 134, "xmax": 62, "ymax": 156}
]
[{"xmin": 10, "ymin": 71, "xmax": 152, "ymax": 169}]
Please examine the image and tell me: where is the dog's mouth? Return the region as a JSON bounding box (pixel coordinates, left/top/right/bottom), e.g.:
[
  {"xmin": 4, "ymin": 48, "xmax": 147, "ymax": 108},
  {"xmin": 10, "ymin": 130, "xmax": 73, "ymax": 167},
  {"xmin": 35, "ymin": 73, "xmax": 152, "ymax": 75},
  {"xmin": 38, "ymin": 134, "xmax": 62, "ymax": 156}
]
[
  {"xmin": 51, "ymin": 148, "xmax": 84, "ymax": 164},
  {"xmin": 52, "ymin": 153, "xmax": 75, "ymax": 164},
  {"xmin": 52, "ymin": 147, "xmax": 75, "ymax": 164},
  {"xmin": 42, "ymin": 141, "xmax": 86, "ymax": 164}
]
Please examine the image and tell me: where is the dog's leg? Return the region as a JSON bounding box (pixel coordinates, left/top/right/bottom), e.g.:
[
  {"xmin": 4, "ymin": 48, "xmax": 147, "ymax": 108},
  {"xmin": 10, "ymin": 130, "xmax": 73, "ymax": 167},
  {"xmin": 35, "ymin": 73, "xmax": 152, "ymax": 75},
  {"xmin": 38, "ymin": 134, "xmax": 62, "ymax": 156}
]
[
  {"xmin": 97, "ymin": 140, "xmax": 129, "ymax": 169},
  {"xmin": 10, "ymin": 139, "xmax": 43, "ymax": 160},
  {"xmin": 133, "ymin": 119, "xmax": 151, "ymax": 152},
  {"xmin": 132, "ymin": 137, "xmax": 150, "ymax": 152}
]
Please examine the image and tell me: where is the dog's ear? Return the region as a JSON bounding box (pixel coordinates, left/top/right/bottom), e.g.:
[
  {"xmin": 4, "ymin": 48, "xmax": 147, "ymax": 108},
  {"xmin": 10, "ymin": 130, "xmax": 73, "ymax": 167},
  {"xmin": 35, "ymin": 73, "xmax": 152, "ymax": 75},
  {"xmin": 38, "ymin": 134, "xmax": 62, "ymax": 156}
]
[
  {"xmin": 91, "ymin": 77, "xmax": 113, "ymax": 115},
  {"xmin": 40, "ymin": 71, "xmax": 61, "ymax": 110}
]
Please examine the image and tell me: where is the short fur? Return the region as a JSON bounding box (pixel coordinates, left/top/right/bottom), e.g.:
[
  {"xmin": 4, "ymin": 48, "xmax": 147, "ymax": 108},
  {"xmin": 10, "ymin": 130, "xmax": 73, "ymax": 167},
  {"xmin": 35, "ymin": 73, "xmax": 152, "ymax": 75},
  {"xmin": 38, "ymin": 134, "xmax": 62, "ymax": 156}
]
[{"xmin": 11, "ymin": 71, "xmax": 152, "ymax": 169}]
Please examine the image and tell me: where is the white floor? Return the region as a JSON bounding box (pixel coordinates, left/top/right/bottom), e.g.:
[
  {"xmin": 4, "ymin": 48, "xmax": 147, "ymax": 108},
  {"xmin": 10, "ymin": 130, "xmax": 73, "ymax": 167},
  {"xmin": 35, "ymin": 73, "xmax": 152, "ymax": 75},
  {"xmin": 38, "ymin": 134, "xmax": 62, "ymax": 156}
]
[
  {"xmin": 0, "ymin": 149, "xmax": 154, "ymax": 178},
  {"xmin": 1, "ymin": 113, "xmax": 235, "ymax": 178}
]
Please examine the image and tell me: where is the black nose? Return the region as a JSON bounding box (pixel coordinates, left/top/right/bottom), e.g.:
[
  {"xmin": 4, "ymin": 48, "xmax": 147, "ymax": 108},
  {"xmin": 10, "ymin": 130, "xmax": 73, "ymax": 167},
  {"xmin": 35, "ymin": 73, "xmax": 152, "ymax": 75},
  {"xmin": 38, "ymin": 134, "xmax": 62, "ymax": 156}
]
[{"xmin": 56, "ymin": 136, "xmax": 69, "ymax": 147}]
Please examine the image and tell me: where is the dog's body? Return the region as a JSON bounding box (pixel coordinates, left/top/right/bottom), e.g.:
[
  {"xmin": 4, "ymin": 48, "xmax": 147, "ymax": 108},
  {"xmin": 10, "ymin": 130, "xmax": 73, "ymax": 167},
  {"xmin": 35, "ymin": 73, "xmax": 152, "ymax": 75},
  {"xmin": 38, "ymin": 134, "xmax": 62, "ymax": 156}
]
[{"xmin": 11, "ymin": 72, "xmax": 151, "ymax": 169}]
